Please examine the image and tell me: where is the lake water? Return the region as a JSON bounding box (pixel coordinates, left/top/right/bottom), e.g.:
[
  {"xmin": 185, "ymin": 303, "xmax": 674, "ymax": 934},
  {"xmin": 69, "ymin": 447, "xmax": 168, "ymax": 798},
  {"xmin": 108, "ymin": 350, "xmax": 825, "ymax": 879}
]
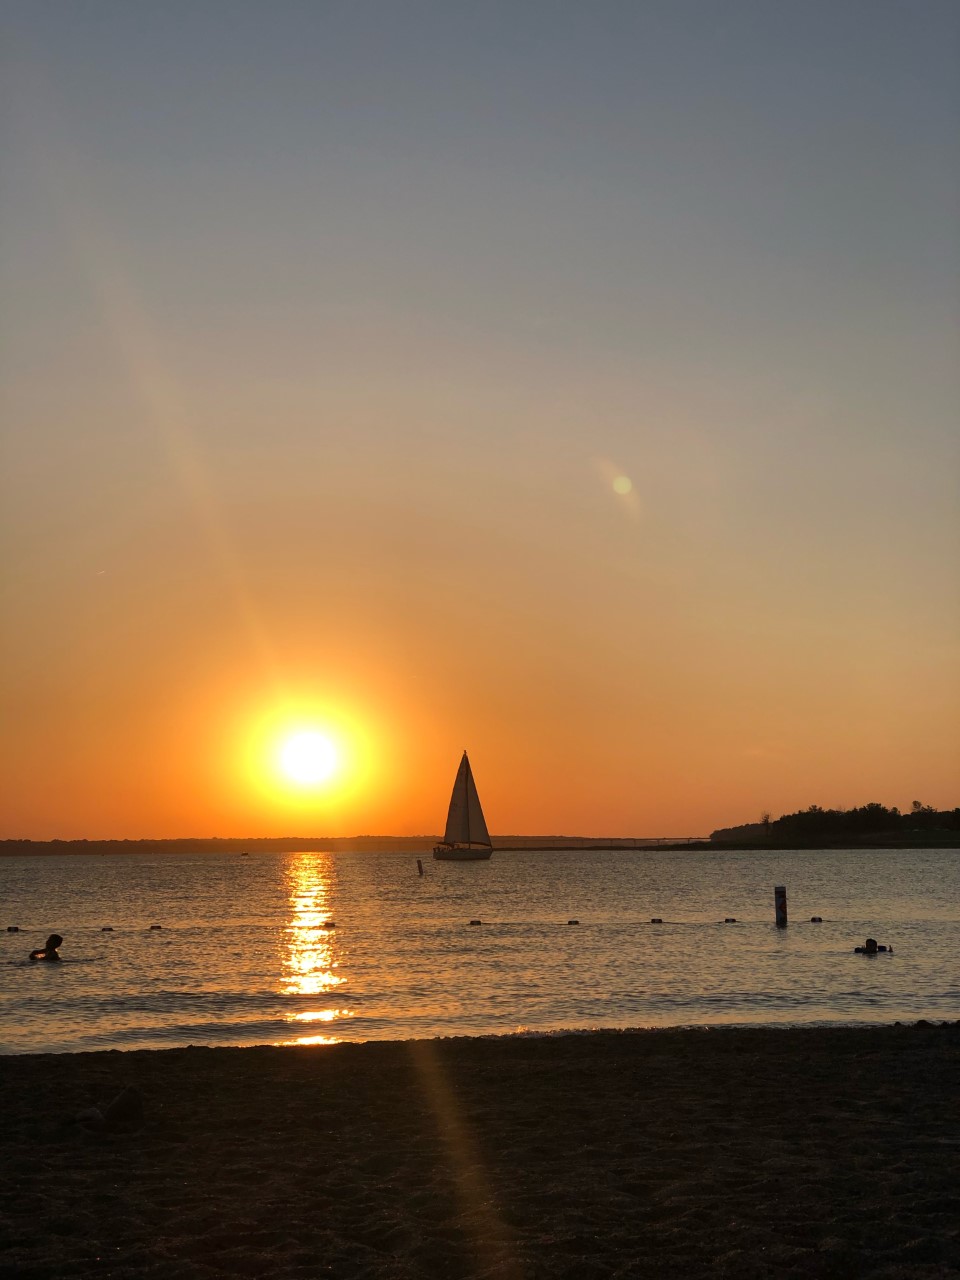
[{"xmin": 2, "ymin": 848, "xmax": 958, "ymax": 1054}]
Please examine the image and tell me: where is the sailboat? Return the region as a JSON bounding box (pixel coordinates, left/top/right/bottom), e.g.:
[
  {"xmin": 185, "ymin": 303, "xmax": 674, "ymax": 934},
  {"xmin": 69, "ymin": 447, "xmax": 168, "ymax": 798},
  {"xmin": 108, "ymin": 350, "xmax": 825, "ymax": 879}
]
[{"xmin": 433, "ymin": 751, "xmax": 493, "ymax": 861}]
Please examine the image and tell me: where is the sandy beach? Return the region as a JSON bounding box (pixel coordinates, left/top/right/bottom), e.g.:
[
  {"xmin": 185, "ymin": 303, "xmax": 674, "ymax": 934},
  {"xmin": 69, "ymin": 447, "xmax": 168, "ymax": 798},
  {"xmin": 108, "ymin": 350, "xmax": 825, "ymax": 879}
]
[{"xmin": 1, "ymin": 1023, "xmax": 958, "ymax": 1278}]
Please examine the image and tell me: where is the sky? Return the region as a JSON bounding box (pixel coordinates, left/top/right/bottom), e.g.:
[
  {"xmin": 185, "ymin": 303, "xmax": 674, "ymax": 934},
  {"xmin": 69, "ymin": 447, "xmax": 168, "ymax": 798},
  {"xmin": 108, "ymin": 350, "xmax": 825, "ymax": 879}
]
[{"xmin": 1, "ymin": 0, "xmax": 958, "ymax": 839}]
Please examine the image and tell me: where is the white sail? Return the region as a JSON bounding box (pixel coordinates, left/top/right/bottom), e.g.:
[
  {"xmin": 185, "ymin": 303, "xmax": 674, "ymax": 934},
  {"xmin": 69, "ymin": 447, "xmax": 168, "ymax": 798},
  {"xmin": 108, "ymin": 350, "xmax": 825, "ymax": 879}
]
[{"xmin": 441, "ymin": 752, "xmax": 491, "ymax": 849}]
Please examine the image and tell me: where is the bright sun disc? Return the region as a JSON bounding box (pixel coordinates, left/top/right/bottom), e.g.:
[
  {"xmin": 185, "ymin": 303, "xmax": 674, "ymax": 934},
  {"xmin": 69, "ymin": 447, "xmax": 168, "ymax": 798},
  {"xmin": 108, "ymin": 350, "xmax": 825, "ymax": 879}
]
[{"xmin": 278, "ymin": 732, "xmax": 338, "ymax": 785}]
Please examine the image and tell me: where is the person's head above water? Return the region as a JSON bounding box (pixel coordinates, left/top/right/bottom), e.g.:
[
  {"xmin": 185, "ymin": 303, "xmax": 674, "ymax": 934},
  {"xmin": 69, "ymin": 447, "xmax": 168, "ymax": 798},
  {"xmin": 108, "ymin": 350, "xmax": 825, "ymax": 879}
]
[{"xmin": 29, "ymin": 934, "xmax": 63, "ymax": 962}]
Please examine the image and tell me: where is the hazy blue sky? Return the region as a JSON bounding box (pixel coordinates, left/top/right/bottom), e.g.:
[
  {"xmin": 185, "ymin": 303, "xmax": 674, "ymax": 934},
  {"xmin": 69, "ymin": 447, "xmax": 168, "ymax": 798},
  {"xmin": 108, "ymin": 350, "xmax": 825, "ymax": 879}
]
[{"xmin": 2, "ymin": 1, "xmax": 958, "ymax": 836}]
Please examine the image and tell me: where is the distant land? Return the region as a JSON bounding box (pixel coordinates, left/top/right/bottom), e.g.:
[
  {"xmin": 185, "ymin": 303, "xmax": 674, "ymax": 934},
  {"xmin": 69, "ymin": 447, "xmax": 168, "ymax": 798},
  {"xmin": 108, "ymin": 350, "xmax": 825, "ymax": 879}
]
[
  {"xmin": 0, "ymin": 835, "xmax": 704, "ymax": 857},
  {"xmin": 2, "ymin": 804, "xmax": 957, "ymax": 856},
  {"xmin": 710, "ymin": 802, "xmax": 959, "ymax": 849}
]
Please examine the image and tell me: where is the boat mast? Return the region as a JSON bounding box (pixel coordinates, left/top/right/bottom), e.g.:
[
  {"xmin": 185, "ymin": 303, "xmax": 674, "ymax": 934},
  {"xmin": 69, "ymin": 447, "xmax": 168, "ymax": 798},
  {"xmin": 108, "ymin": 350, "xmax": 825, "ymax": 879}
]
[{"xmin": 463, "ymin": 751, "xmax": 470, "ymax": 845}]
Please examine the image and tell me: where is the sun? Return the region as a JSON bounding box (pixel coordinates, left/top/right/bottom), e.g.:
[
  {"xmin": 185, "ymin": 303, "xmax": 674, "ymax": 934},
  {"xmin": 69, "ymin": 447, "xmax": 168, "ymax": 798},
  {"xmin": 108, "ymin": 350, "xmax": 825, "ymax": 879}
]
[
  {"xmin": 235, "ymin": 699, "xmax": 374, "ymax": 811},
  {"xmin": 278, "ymin": 731, "xmax": 339, "ymax": 787}
]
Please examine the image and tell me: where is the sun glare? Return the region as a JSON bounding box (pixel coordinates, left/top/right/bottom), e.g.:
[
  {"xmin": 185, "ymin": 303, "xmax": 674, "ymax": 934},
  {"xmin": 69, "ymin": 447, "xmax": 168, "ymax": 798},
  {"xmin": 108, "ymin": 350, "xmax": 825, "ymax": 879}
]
[
  {"xmin": 278, "ymin": 731, "xmax": 338, "ymax": 786},
  {"xmin": 233, "ymin": 696, "xmax": 378, "ymax": 814}
]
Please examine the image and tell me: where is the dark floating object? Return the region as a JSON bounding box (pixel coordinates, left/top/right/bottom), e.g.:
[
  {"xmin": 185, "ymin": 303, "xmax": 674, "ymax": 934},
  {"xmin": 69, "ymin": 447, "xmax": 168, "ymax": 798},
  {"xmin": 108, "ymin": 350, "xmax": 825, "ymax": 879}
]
[
  {"xmin": 650, "ymin": 918, "xmax": 663, "ymax": 924},
  {"xmin": 810, "ymin": 916, "xmax": 823, "ymax": 923},
  {"xmin": 320, "ymin": 921, "xmax": 335, "ymax": 929},
  {"xmin": 855, "ymin": 937, "xmax": 892, "ymax": 954},
  {"xmin": 149, "ymin": 925, "xmax": 162, "ymax": 931},
  {"xmin": 567, "ymin": 919, "xmax": 579, "ymax": 925},
  {"xmin": 101, "ymin": 927, "xmax": 114, "ymax": 932},
  {"xmin": 7, "ymin": 926, "xmax": 19, "ymax": 933},
  {"xmin": 469, "ymin": 919, "xmax": 482, "ymax": 926},
  {"xmin": 724, "ymin": 917, "xmax": 737, "ymax": 924}
]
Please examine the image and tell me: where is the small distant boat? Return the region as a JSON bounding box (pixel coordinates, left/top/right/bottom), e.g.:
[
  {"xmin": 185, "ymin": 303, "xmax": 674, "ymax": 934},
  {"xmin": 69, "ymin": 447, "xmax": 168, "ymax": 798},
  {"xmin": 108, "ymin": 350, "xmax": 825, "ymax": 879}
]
[{"xmin": 433, "ymin": 751, "xmax": 493, "ymax": 861}]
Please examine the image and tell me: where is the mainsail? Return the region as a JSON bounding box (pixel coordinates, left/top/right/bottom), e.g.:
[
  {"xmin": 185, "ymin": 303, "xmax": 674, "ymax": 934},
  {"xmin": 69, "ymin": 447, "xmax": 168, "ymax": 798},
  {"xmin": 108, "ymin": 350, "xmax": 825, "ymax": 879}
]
[{"xmin": 442, "ymin": 752, "xmax": 491, "ymax": 848}]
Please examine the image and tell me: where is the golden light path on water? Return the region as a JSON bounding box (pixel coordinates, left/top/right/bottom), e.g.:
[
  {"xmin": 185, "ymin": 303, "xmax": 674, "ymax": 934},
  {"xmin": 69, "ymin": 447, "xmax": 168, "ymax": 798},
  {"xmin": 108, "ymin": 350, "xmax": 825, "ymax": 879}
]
[
  {"xmin": 279, "ymin": 853, "xmax": 517, "ymax": 1271},
  {"xmin": 280, "ymin": 854, "xmax": 351, "ymax": 1045}
]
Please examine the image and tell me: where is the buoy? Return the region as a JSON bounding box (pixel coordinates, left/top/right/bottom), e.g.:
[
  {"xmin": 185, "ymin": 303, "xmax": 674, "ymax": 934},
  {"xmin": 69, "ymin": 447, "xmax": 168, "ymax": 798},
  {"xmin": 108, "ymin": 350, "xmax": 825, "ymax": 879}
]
[
  {"xmin": 567, "ymin": 919, "xmax": 579, "ymax": 925},
  {"xmin": 774, "ymin": 885, "xmax": 788, "ymax": 928},
  {"xmin": 417, "ymin": 859, "xmax": 424, "ymax": 877},
  {"xmin": 810, "ymin": 916, "xmax": 822, "ymax": 923},
  {"xmin": 724, "ymin": 917, "xmax": 737, "ymax": 923},
  {"xmin": 149, "ymin": 925, "xmax": 162, "ymax": 931},
  {"xmin": 101, "ymin": 927, "xmax": 114, "ymax": 932},
  {"xmin": 650, "ymin": 918, "xmax": 663, "ymax": 924},
  {"xmin": 6, "ymin": 926, "xmax": 19, "ymax": 933},
  {"xmin": 469, "ymin": 919, "xmax": 482, "ymax": 926}
]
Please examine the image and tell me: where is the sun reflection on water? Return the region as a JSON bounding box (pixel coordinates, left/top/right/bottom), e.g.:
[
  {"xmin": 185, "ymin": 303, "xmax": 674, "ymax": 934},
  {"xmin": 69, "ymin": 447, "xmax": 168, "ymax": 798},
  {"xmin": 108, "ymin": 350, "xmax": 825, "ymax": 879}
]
[{"xmin": 280, "ymin": 854, "xmax": 351, "ymax": 1045}]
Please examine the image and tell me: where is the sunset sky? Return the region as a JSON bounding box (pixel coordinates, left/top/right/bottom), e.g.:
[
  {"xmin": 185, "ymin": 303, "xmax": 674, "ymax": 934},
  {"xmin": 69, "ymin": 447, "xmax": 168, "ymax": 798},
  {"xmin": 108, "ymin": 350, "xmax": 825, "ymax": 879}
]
[{"xmin": 2, "ymin": 1, "xmax": 958, "ymax": 839}]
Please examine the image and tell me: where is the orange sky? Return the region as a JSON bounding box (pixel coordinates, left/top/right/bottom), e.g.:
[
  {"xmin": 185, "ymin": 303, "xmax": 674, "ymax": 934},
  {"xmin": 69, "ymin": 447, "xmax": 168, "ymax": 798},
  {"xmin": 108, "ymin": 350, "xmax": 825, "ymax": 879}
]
[{"xmin": 2, "ymin": 3, "xmax": 958, "ymax": 838}]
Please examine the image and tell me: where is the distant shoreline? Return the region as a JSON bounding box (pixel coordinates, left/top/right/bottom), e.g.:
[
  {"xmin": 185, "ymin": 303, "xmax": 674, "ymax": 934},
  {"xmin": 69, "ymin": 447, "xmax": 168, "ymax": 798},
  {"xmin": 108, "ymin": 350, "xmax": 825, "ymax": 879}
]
[
  {"xmin": 0, "ymin": 836, "xmax": 698, "ymax": 856},
  {"xmin": 2, "ymin": 835, "xmax": 956, "ymax": 856}
]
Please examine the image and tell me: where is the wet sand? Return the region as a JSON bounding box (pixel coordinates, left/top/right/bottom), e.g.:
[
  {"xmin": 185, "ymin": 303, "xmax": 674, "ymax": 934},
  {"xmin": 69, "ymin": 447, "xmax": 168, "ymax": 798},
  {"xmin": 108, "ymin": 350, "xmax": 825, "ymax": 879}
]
[{"xmin": 2, "ymin": 1023, "xmax": 958, "ymax": 1278}]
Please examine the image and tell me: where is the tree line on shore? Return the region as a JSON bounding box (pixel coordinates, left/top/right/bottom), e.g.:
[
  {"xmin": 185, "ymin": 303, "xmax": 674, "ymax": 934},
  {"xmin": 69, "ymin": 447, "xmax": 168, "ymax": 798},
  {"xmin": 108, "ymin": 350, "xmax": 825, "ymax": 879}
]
[
  {"xmin": 712, "ymin": 801, "xmax": 960, "ymax": 846},
  {"xmin": 2, "ymin": 803, "xmax": 957, "ymax": 855}
]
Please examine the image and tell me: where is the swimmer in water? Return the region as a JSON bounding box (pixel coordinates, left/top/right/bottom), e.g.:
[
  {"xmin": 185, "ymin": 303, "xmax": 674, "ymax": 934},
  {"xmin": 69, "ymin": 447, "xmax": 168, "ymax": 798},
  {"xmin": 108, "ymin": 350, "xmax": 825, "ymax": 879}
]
[{"xmin": 29, "ymin": 933, "xmax": 63, "ymax": 962}]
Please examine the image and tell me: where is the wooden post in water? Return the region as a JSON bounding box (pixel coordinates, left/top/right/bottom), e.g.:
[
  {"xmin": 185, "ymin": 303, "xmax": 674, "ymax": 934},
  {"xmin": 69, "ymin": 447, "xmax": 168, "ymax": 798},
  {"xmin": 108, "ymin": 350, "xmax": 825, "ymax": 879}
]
[
  {"xmin": 417, "ymin": 859, "xmax": 424, "ymax": 877},
  {"xmin": 774, "ymin": 884, "xmax": 788, "ymax": 927}
]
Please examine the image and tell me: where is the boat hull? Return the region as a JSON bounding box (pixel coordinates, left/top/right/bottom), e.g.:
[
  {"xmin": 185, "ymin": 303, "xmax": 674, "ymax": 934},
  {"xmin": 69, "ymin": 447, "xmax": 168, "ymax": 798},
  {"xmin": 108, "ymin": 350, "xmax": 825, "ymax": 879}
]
[{"xmin": 432, "ymin": 845, "xmax": 493, "ymax": 861}]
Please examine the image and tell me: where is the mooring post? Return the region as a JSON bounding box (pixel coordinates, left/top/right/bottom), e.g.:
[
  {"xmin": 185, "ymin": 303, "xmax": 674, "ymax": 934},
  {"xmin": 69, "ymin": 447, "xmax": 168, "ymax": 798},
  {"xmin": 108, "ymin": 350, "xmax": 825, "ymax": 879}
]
[
  {"xmin": 417, "ymin": 858, "xmax": 423, "ymax": 877},
  {"xmin": 775, "ymin": 884, "xmax": 787, "ymax": 927}
]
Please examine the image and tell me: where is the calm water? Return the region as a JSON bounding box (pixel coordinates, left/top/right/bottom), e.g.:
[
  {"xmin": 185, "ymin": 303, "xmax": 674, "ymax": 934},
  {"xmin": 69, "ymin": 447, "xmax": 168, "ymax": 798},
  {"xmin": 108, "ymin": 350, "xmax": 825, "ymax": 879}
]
[{"xmin": 2, "ymin": 848, "xmax": 958, "ymax": 1054}]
